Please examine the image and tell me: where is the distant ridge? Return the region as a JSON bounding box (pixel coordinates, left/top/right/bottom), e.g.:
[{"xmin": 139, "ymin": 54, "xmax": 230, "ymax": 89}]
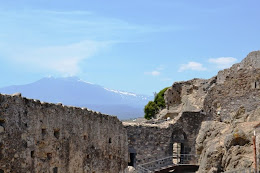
[{"xmin": 0, "ymin": 77, "xmax": 153, "ymax": 120}]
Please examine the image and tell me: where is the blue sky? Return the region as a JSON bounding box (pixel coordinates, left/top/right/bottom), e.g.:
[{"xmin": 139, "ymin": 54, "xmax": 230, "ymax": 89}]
[{"xmin": 0, "ymin": 0, "xmax": 260, "ymax": 95}]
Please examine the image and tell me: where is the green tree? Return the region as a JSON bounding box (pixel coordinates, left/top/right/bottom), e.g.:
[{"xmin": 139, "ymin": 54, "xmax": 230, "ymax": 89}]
[
  {"xmin": 144, "ymin": 101, "xmax": 158, "ymax": 120},
  {"xmin": 144, "ymin": 87, "xmax": 170, "ymax": 119},
  {"xmin": 154, "ymin": 87, "xmax": 169, "ymax": 108}
]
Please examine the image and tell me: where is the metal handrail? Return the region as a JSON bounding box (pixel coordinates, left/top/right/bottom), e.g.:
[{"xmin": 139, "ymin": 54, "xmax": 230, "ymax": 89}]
[
  {"xmin": 136, "ymin": 154, "xmax": 198, "ymax": 173},
  {"xmin": 136, "ymin": 165, "xmax": 153, "ymax": 173}
]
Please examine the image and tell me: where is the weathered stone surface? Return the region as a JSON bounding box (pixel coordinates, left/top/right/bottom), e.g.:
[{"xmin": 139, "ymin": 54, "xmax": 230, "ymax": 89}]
[
  {"xmin": 195, "ymin": 51, "xmax": 260, "ymax": 172},
  {"xmin": 0, "ymin": 93, "xmax": 128, "ymax": 173},
  {"xmin": 124, "ymin": 111, "xmax": 205, "ymax": 168},
  {"xmin": 159, "ymin": 77, "xmax": 216, "ymax": 120},
  {"xmin": 224, "ymin": 128, "xmax": 250, "ymax": 151},
  {"xmin": 204, "ymin": 51, "xmax": 260, "ymax": 123},
  {"xmin": 196, "ymin": 121, "xmax": 255, "ymax": 172}
]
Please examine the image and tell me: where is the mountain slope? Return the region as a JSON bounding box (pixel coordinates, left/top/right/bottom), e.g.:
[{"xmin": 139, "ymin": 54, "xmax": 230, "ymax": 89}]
[{"xmin": 0, "ymin": 77, "xmax": 152, "ymax": 119}]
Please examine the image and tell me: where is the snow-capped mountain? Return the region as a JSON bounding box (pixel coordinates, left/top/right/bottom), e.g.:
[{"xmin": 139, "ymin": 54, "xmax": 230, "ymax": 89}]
[{"xmin": 0, "ymin": 77, "xmax": 153, "ymax": 120}]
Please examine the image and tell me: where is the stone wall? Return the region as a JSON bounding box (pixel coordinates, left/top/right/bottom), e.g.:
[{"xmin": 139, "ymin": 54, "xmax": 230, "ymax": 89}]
[
  {"xmin": 204, "ymin": 55, "xmax": 260, "ymax": 123},
  {"xmin": 172, "ymin": 112, "xmax": 206, "ymax": 155},
  {"xmin": 124, "ymin": 111, "xmax": 205, "ymax": 167},
  {"xmin": 0, "ymin": 93, "xmax": 128, "ymax": 173},
  {"xmin": 157, "ymin": 78, "xmax": 215, "ymax": 120},
  {"xmin": 124, "ymin": 123, "xmax": 172, "ymax": 166}
]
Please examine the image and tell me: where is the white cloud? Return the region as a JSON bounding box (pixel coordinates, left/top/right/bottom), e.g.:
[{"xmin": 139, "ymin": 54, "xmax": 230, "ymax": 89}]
[
  {"xmin": 178, "ymin": 62, "xmax": 207, "ymax": 72},
  {"xmin": 7, "ymin": 40, "xmax": 113, "ymax": 76},
  {"xmin": 145, "ymin": 71, "xmax": 161, "ymax": 76},
  {"xmin": 145, "ymin": 65, "xmax": 166, "ymax": 76},
  {"xmin": 208, "ymin": 57, "xmax": 237, "ymax": 69}
]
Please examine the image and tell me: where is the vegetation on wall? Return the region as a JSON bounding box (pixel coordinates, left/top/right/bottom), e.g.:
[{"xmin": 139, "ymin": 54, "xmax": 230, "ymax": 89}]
[{"xmin": 144, "ymin": 87, "xmax": 169, "ymax": 119}]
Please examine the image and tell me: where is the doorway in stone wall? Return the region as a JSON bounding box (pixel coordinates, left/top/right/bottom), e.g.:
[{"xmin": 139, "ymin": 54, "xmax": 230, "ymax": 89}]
[
  {"xmin": 171, "ymin": 131, "xmax": 187, "ymax": 164},
  {"xmin": 129, "ymin": 153, "xmax": 136, "ymax": 166},
  {"xmin": 172, "ymin": 142, "xmax": 184, "ymax": 164},
  {"xmin": 128, "ymin": 148, "xmax": 137, "ymax": 167}
]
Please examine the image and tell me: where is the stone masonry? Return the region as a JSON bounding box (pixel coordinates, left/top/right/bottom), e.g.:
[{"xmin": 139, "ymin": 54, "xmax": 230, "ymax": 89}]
[
  {"xmin": 124, "ymin": 111, "xmax": 205, "ymax": 167},
  {"xmin": 0, "ymin": 93, "xmax": 128, "ymax": 173}
]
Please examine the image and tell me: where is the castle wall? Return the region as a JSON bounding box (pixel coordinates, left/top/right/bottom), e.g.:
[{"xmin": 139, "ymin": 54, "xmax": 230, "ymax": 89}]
[
  {"xmin": 204, "ymin": 68, "xmax": 260, "ymax": 123},
  {"xmin": 125, "ymin": 123, "xmax": 172, "ymax": 166},
  {"xmin": 124, "ymin": 112, "xmax": 205, "ymax": 168},
  {"xmin": 0, "ymin": 93, "xmax": 128, "ymax": 173}
]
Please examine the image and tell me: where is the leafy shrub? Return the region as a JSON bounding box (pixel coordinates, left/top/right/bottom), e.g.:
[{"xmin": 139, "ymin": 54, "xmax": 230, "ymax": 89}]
[
  {"xmin": 144, "ymin": 87, "xmax": 169, "ymax": 119},
  {"xmin": 144, "ymin": 101, "xmax": 158, "ymax": 120},
  {"xmin": 154, "ymin": 87, "xmax": 169, "ymax": 108}
]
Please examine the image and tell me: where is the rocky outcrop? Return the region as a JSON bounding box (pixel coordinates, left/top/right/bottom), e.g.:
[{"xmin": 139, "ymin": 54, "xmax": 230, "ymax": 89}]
[
  {"xmin": 196, "ymin": 51, "xmax": 260, "ymax": 172},
  {"xmin": 158, "ymin": 77, "xmax": 216, "ymax": 119},
  {"xmin": 157, "ymin": 50, "xmax": 260, "ymax": 172},
  {"xmin": 204, "ymin": 54, "xmax": 260, "ymax": 123},
  {"xmin": 196, "ymin": 121, "xmax": 257, "ymax": 172}
]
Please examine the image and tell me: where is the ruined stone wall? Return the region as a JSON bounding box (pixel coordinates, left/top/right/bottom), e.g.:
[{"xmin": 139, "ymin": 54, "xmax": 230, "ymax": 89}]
[
  {"xmin": 157, "ymin": 78, "xmax": 215, "ymax": 119},
  {"xmin": 0, "ymin": 93, "xmax": 128, "ymax": 173},
  {"xmin": 172, "ymin": 112, "xmax": 206, "ymax": 155},
  {"xmin": 124, "ymin": 123, "xmax": 172, "ymax": 166},
  {"xmin": 204, "ymin": 63, "xmax": 260, "ymax": 123},
  {"xmin": 124, "ymin": 111, "xmax": 205, "ymax": 166}
]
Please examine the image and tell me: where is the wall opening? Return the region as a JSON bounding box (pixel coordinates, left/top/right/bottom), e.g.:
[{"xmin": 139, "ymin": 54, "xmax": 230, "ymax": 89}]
[
  {"xmin": 47, "ymin": 153, "xmax": 52, "ymax": 160},
  {"xmin": 172, "ymin": 131, "xmax": 188, "ymax": 164},
  {"xmin": 53, "ymin": 167, "xmax": 58, "ymax": 173},
  {"xmin": 0, "ymin": 118, "xmax": 5, "ymax": 126},
  {"xmin": 31, "ymin": 151, "xmax": 35, "ymax": 158},
  {"xmin": 54, "ymin": 129, "xmax": 60, "ymax": 139},
  {"xmin": 42, "ymin": 128, "xmax": 47, "ymax": 138},
  {"xmin": 128, "ymin": 153, "xmax": 136, "ymax": 167},
  {"xmin": 253, "ymin": 81, "xmax": 259, "ymax": 89},
  {"xmin": 0, "ymin": 169, "xmax": 4, "ymax": 173},
  {"xmin": 172, "ymin": 142, "xmax": 182, "ymax": 164},
  {"xmin": 83, "ymin": 135, "xmax": 87, "ymax": 140},
  {"xmin": 23, "ymin": 141, "xmax": 28, "ymax": 148},
  {"xmin": 109, "ymin": 138, "xmax": 112, "ymax": 144}
]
